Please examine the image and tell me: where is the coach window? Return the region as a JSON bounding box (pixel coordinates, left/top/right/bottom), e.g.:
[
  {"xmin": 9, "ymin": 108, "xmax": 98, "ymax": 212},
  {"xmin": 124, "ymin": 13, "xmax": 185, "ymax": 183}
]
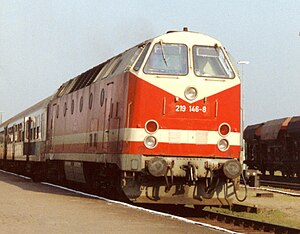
[
  {"xmin": 144, "ymin": 43, "xmax": 188, "ymax": 75},
  {"xmin": 36, "ymin": 115, "xmax": 40, "ymax": 139},
  {"xmin": 193, "ymin": 46, "xmax": 234, "ymax": 78},
  {"xmin": 0, "ymin": 131, "xmax": 3, "ymax": 144},
  {"xmin": 18, "ymin": 124, "xmax": 22, "ymax": 142},
  {"xmin": 8, "ymin": 127, "xmax": 12, "ymax": 143},
  {"xmin": 32, "ymin": 127, "xmax": 35, "ymax": 140},
  {"xmin": 36, "ymin": 123, "xmax": 40, "ymax": 138},
  {"xmin": 41, "ymin": 113, "xmax": 45, "ymax": 140},
  {"xmin": 36, "ymin": 125, "xmax": 39, "ymax": 139},
  {"xmin": 12, "ymin": 127, "xmax": 15, "ymax": 142}
]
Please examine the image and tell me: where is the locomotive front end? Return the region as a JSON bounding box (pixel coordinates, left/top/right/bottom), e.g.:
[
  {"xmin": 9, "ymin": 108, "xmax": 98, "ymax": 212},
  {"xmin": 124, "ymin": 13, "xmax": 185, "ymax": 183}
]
[{"xmin": 122, "ymin": 29, "xmax": 242, "ymax": 206}]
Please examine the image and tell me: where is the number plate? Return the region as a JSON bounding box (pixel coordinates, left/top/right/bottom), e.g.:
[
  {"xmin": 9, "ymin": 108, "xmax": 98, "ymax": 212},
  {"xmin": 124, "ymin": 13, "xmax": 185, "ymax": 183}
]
[{"xmin": 175, "ymin": 105, "xmax": 207, "ymax": 113}]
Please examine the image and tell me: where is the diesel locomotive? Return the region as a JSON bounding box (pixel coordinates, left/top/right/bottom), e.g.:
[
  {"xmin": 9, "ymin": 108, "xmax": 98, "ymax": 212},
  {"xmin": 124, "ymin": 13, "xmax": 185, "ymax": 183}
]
[{"xmin": 0, "ymin": 28, "xmax": 243, "ymax": 206}]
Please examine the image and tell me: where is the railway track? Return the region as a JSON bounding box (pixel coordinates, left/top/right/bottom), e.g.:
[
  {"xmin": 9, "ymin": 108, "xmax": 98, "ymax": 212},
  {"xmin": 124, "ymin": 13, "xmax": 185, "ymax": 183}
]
[
  {"xmin": 198, "ymin": 209, "xmax": 300, "ymax": 234},
  {"xmin": 260, "ymin": 180, "xmax": 300, "ymax": 190},
  {"xmin": 259, "ymin": 175, "xmax": 300, "ymax": 190},
  {"xmin": 139, "ymin": 204, "xmax": 300, "ymax": 234}
]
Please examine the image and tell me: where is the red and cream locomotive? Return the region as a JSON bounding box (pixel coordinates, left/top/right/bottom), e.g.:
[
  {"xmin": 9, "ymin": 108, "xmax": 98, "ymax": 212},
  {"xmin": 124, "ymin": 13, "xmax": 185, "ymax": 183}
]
[{"xmin": 0, "ymin": 28, "xmax": 243, "ymax": 206}]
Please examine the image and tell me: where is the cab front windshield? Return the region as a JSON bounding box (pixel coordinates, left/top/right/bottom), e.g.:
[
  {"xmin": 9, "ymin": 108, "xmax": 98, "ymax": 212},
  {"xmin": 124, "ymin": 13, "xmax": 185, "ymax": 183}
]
[
  {"xmin": 144, "ymin": 43, "xmax": 188, "ymax": 75},
  {"xmin": 193, "ymin": 46, "xmax": 234, "ymax": 78}
]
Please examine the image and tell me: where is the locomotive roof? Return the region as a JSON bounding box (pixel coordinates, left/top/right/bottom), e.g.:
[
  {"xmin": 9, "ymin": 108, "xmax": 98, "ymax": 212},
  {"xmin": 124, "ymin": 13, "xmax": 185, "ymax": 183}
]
[
  {"xmin": 53, "ymin": 29, "xmax": 224, "ymax": 98},
  {"xmin": 155, "ymin": 30, "xmax": 222, "ymax": 46}
]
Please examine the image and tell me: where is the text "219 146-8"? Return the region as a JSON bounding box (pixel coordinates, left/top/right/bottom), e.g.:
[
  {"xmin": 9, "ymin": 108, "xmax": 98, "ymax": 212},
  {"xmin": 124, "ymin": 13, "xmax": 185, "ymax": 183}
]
[{"xmin": 176, "ymin": 105, "xmax": 207, "ymax": 113}]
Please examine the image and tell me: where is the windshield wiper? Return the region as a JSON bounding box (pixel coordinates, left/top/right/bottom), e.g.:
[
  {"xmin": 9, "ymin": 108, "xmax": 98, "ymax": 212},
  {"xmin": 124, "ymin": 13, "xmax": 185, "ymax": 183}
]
[{"xmin": 159, "ymin": 40, "xmax": 168, "ymax": 66}]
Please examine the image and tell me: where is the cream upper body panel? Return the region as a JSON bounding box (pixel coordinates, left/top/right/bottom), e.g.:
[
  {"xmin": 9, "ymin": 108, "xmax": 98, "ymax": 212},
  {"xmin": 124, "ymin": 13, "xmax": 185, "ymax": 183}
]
[{"xmin": 130, "ymin": 31, "xmax": 240, "ymax": 104}]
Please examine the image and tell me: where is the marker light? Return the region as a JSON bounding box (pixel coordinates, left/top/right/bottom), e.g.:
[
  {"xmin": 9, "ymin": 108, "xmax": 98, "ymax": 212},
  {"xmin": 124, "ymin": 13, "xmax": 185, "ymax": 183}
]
[
  {"xmin": 184, "ymin": 87, "xmax": 197, "ymax": 101},
  {"xmin": 219, "ymin": 123, "xmax": 231, "ymax": 137},
  {"xmin": 145, "ymin": 120, "xmax": 159, "ymax": 134},
  {"xmin": 218, "ymin": 138, "xmax": 229, "ymax": 151},
  {"xmin": 144, "ymin": 136, "xmax": 158, "ymax": 149}
]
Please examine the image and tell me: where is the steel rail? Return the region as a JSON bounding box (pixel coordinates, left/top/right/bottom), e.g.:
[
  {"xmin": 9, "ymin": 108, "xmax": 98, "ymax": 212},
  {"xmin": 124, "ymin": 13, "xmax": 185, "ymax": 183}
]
[
  {"xmin": 260, "ymin": 179, "xmax": 300, "ymax": 191},
  {"xmin": 197, "ymin": 210, "xmax": 300, "ymax": 234}
]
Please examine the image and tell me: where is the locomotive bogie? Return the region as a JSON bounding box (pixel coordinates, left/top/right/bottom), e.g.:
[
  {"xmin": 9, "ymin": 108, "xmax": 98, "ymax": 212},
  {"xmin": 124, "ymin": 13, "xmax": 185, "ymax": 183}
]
[{"xmin": 122, "ymin": 176, "xmax": 235, "ymax": 205}]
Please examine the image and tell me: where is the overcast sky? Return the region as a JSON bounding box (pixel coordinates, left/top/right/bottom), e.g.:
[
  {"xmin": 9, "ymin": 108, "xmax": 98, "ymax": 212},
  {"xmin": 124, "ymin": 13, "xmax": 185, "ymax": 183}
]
[{"xmin": 0, "ymin": 0, "xmax": 299, "ymax": 126}]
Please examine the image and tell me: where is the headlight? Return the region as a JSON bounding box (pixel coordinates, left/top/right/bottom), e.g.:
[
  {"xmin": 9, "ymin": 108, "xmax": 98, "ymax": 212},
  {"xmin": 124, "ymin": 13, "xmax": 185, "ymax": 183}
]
[
  {"xmin": 184, "ymin": 87, "xmax": 197, "ymax": 101},
  {"xmin": 217, "ymin": 138, "xmax": 229, "ymax": 151},
  {"xmin": 223, "ymin": 159, "xmax": 242, "ymax": 179},
  {"xmin": 144, "ymin": 136, "xmax": 158, "ymax": 149},
  {"xmin": 147, "ymin": 157, "xmax": 167, "ymax": 177},
  {"xmin": 218, "ymin": 123, "xmax": 230, "ymax": 137},
  {"xmin": 145, "ymin": 120, "xmax": 159, "ymax": 134}
]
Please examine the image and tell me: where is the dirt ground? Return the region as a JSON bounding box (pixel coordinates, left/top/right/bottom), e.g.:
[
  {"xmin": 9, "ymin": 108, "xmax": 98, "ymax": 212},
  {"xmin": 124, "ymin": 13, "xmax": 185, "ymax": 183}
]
[
  {"xmin": 229, "ymin": 186, "xmax": 300, "ymax": 228},
  {"xmin": 0, "ymin": 170, "xmax": 223, "ymax": 234}
]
